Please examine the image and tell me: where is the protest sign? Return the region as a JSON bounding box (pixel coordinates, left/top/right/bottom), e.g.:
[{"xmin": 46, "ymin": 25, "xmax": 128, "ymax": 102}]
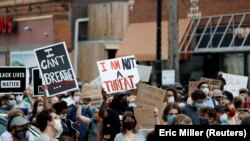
[
  {"xmin": 222, "ymin": 73, "xmax": 248, "ymax": 97},
  {"xmin": 89, "ymin": 76, "xmax": 102, "ymax": 86},
  {"xmin": 137, "ymin": 65, "xmax": 152, "ymax": 82},
  {"xmin": 200, "ymin": 77, "xmax": 221, "ymax": 90},
  {"xmin": 82, "ymin": 85, "xmax": 103, "ymax": 109},
  {"xmin": 134, "ymin": 83, "xmax": 166, "ymax": 128},
  {"xmin": 34, "ymin": 42, "xmax": 78, "ymax": 97},
  {"xmin": 188, "ymin": 81, "xmax": 199, "ymax": 96},
  {"xmin": 97, "ymin": 55, "xmax": 140, "ymax": 94},
  {"xmin": 162, "ymin": 70, "xmax": 175, "ymax": 85},
  {"xmin": 0, "ymin": 66, "xmax": 26, "ymax": 94},
  {"xmin": 32, "ymin": 68, "xmax": 44, "ymax": 97}
]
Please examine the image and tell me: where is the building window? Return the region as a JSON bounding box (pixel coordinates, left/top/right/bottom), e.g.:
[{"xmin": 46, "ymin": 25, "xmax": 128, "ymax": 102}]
[{"xmin": 223, "ymin": 53, "xmax": 244, "ymax": 75}]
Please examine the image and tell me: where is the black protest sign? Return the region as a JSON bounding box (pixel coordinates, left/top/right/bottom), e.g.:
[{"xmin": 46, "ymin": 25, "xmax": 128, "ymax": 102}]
[
  {"xmin": 32, "ymin": 68, "xmax": 44, "ymax": 97},
  {"xmin": 0, "ymin": 67, "xmax": 26, "ymax": 94},
  {"xmin": 34, "ymin": 42, "xmax": 78, "ymax": 97}
]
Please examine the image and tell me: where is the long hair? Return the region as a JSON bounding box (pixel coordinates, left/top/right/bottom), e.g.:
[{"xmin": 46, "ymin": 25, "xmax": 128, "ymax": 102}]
[{"xmin": 121, "ymin": 111, "xmax": 137, "ymax": 134}]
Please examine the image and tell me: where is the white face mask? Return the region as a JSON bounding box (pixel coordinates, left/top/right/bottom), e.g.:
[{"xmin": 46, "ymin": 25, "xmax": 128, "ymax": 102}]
[
  {"xmin": 16, "ymin": 95, "xmax": 23, "ymax": 101},
  {"xmin": 73, "ymin": 96, "xmax": 80, "ymax": 102},
  {"xmin": 187, "ymin": 97, "xmax": 193, "ymax": 106},
  {"xmin": 202, "ymin": 88, "xmax": 209, "ymax": 96},
  {"xmin": 167, "ymin": 96, "xmax": 175, "ymax": 104},
  {"xmin": 37, "ymin": 106, "xmax": 44, "ymax": 113},
  {"xmin": 53, "ymin": 119, "xmax": 63, "ymax": 138}
]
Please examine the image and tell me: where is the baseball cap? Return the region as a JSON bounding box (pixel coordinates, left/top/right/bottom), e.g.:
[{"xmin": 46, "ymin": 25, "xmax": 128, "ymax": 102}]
[
  {"xmin": 10, "ymin": 116, "xmax": 30, "ymax": 128},
  {"xmin": 213, "ymin": 89, "xmax": 223, "ymax": 97}
]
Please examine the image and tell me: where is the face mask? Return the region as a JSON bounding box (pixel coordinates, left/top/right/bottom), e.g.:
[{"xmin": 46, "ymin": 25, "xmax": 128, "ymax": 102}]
[
  {"xmin": 128, "ymin": 103, "xmax": 137, "ymax": 108},
  {"xmin": 74, "ymin": 96, "xmax": 80, "ymax": 103},
  {"xmin": 202, "ymin": 88, "xmax": 209, "ymax": 96},
  {"xmin": 16, "ymin": 95, "xmax": 23, "ymax": 101},
  {"xmin": 167, "ymin": 115, "xmax": 175, "ymax": 124},
  {"xmin": 228, "ymin": 108, "xmax": 236, "ymax": 117},
  {"xmin": 118, "ymin": 101, "xmax": 128, "ymax": 112},
  {"xmin": 60, "ymin": 114, "xmax": 67, "ymax": 119},
  {"xmin": 194, "ymin": 102, "xmax": 203, "ymax": 109},
  {"xmin": 220, "ymin": 113, "xmax": 228, "ymax": 125},
  {"xmin": 53, "ymin": 119, "xmax": 63, "ymax": 138},
  {"xmin": 123, "ymin": 121, "xmax": 135, "ymax": 130},
  {"xmin": 167, "ymin": 96, "xmax": 175, "ymax": 104},
  {"xmin": 37, "ymin": 106, "xmax": 44, "ymax": 113},
  {"xmin": 93, "ymin": 112, "xmax": 100, "ymax": 122},
  {"xmin": 178, "ymin": 102, "xmax": 185, "ymax": 108},
  {"xmin": 187, "ymin": 97, "xmax": 193, "ymax": 106},
  {"xmin": 15, "ymin": 129, "xmax": 28, "ymax": 140},
  {"xmin": 8, "ymin": 99, "xmax": 16, "ymax": 107}
]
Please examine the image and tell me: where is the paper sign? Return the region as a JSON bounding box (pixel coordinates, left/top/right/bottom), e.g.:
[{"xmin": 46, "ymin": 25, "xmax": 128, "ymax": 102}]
[
  {"xmin": 97, "ymin": 55, "xmax": 140, "ymax": 94},
  {"xmin": 32, "ymin": 68, "xmax": 44, "ymax": 97},
  {"xmin": 137, "ymin": 65, "xmax": 152, "ymax": 82},
  {"xmin": 0, "ymin": 66, "xmax": 26, "ymax": 94},
  {"xmin": 222, "ymin": 73, "xmax": 248, "ymax": 97},
  {"xmin": 162, "ymin": 70, "xmax": 175, "ymax": 85},
  {"xmin": 134, "ymin": 83, "xmax": 166, "ymax": 128},
  {"xmin": 188, "ymin": 81, "xmax": 199, "ymax": 96},
  {"xmin": 34, "ymin": 42, "xmax": 79, "ymax": 97},
  {"xmin": 82, "ymin": 85, "xmax": 103, "ymax": 109},
  {"xmin": 200, "ymin": 77, "xmax": 221, "ymax": 90}
]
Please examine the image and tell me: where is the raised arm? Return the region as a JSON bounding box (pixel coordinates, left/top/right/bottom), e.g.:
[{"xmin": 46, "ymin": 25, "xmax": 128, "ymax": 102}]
[{"xmin": 76, "ymin": 104, "xmax": 91, "ymax": 126}]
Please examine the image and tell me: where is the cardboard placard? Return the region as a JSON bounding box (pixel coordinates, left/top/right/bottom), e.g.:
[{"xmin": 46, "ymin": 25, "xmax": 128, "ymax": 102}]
[
  {"xmin": 82, "ymin": 85, "xmax": 103, "ymax": 109},
  {"xmin": 134, "ymin": 83, "xmax": 166, "ymax": 128},
  {"xmin": 137, "ymin": 65, "xmax": 152, "ymax": 82},
  {"xmin": 200, "ymin": 77, "xmax": 221, "ymax": 90},
  {"xmin": 97, "ymin": 55, "xmax": 140, "ymax": 94},
  {"xmin": 34, "ymin": 42, "xmax": 79, "ymax": 97},
  {"xmin": 222, "ymin": 73, "xmax": 248, "ymax": 97},
  {"xmin": 32, "ymin": 68, "xmax": 44, "ymax": 97},
  {"xmin": 0, "ymin": 66, "xmax": 26, "ymax": 94},
  {"xmin": 188, "ymin": 81, "xmax": 199, "ymax": 96}
]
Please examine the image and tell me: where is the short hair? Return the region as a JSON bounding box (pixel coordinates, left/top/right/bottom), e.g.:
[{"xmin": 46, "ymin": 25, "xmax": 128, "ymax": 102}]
[
  {"xmin": 191, "ymin": 89, "xmax": 206, "ymax": 101},
  {"xmin": 233, "ymin": 96, "xmax": 243, "ymax": 109},
  {"xmin": 36, "ymin": 109, "xmax": 55, "ymax": 132},
  {"xmin": 121, "ymin": 111, "xmax": 137, "ymax": 134},
  {"xmin": 162, "ymin": 103, "xmax": 181, "ymax": 122},
  {"xmin": 172, "ymin": 114, "xmax": 193, "ymax": 125},
  {"xmin": 197, "ymin": 81, "xmax": 209, "ymax": 89},
  {"xmin": 198, "ymin": 107, "xmax": 217, "ymax": 119},
  {"xmin": 241, "ymin": 115, "xmax": 250, "ymax": 125},
  {"xmin": 52, "ymin": 101, "xmax": 68, "ymax": 114},
  {"xmin": 166, "ymin": 87, "xmax": 178, "ymax": 101}
]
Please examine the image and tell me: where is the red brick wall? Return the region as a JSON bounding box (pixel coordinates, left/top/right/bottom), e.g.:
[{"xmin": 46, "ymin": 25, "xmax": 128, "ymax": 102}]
[{"xmin": 130, "ymin": 0, "xmax": 250, "ymax": 23}]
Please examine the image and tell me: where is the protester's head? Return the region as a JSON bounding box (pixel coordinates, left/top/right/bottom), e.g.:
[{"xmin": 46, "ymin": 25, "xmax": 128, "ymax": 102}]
[
  {"xmin": 164, "ymin": 87, "xmax": 177, "ymax": 104},
  {"xmin": 238, "ymin": 110, "xmax": 250, "ymax": 124},
  {"xmin": 15, "ymin": 94, "xmax": 24, "ymax": 103},
  {"xmin": 240, "ymin": 115, "xmax": 250, "ymax": 125},
  {"xmin": 111, "ymin": 93, "xmax": 128, "ymax": 112},
  {"xmin": 191, "ymin": 89, "xmax": 206, "ymax": 109},
  {"xmin": 70, "ymin": 90, "xmax": 81, "ymax": 103},
  {"xmin": 3, "ymin": 94, "xmax": 16, "ymax": 107},
  {"xmin": 33, "ymin": 99, "xmax": 44, "ymax": 117},
  {"xmin": 224, "ymin": 91, "xmax": 234, "ymax": 103},
  {"xmin": 197, "ymin": 81, "xmax": 210, "ymax": 96},
  {"xmin": 121, "ymin": 111, "xmax": 137, "ymax": 134},
  {"xmin": 162, "ymin": 103, "xmax": 181, "ymax": 124},
  {"xmin": 146, "ymin": 130, "xmax": 156, "ymax": 141},
  {"xmin": 36, "ymin": 109, "xmax": 63, "ymax": 138},
  {"xmin": 213, "ymin": 89, "xmax": 224, "ymax": 105},
  {"xmin": 7, "ymin": 109, "xmax": 24, "ymax": 119},
  {"xmin": 7, "ymin": 115, "xmax": 30, "ymax": 140},
  {"xmin": 52, "ymin": 101, "xmax": 68, "ymax": 115},
  {"xmin": 51, "ymin": 96, "xmax": 60, "ymax": 104},
  {"xmin": 233, "ymin": 96, "xmax": 243, "ymax": 109},
  {"xmin": 172, "ymin": 114, "xmax": 193, "ymax": 125},
  {"xmin": 239, "ymin": 88, "xmax": 248, "ymax": 97},
  {"xmin": 199, "ymin": 106, "xmax": 217, "ymax": 125}
]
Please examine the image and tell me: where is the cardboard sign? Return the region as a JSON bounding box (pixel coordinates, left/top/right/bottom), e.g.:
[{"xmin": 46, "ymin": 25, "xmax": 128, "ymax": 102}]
[
  {"xmin": 0, "ymin": 66, "xmax": 26, "ymax": 94},
  {"xmin": 82, "ymin": 85, "xmax": 103, "ymax": 109},
  {"xmin": 34, "ymin": 42, "xmax": 79, "ymax": 97},
  {"xmin": 200, "ymin": 77, "xmax": 221, "ymax": 90},
  {"xmin": 32, "ymin": 68, "xmax": 44, "ymax": 97},
  {"xmin": 134, "ymin": 83, "xmax": 166, "ymax": 128},
  {"xmin": 162, "ymin": 70, "xmax": 175, "ymax": 85},
  {"xmin": 222, "ymin": 73, "xmax": 248, "ymax": 97},
  {"xmin": 137, "ymin": 65, "xmax": 152, "ymax": 82},
  {"xmin": 188, "ymin": 81, "xmax": 199, "ymax": 96},
  {"xmin": 97, "ymin": 55, "xmax": 140, "ymax": 94}
]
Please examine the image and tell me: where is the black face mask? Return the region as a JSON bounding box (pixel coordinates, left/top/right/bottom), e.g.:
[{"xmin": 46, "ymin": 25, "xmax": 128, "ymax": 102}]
[
  {"xmin": 118, "ymin": 101, "xmax": 128, "ymax": 112},
  {"xmin": 123, "ymin": 121, "xmax": 135, "ymax": 130},
  {"xmin": 15, "ymin": 128, "xmax": 28, "ymax": 140}
]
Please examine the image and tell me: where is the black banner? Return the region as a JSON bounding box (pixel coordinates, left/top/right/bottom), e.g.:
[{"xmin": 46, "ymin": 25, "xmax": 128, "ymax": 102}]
[
  {"xmin": 0, "ymin": 67, "xmax": 26, "ymax": 94},
  {"xmin": 34, "ymin": 42, "xmax": 78, "ymax": 97},
  {"xmin": 155, "ymin": 125, "xmax": 250, "ymax": 141},
  {"xmin": 32, "ymin": 68, "xmax": 44, "ymax": 96}
]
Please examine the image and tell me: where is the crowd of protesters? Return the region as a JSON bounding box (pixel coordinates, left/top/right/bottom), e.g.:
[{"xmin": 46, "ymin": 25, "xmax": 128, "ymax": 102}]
[{"xmin": 0, "ymin": 71, "xmax": 250, "ymax": 141}]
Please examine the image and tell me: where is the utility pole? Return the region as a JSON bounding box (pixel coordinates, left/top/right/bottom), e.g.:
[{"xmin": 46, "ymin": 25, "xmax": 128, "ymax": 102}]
[
  {"xmin": 168, "ymin": 0, "xmax": 179, "ymax": 82},
  {"xmin": 156, "ymin": 0, "xmax": 162, "ymax": 87}
]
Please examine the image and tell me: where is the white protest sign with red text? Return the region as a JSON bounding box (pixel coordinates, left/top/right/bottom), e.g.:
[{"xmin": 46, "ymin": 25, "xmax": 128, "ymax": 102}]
[{"xmin": 97, "ymin": 55, "xmax": 140, "ymax": 94}]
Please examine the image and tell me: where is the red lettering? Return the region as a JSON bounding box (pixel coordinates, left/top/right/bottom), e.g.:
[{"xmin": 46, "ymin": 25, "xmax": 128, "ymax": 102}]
[
  {"xmin": 111, "ymin": 60, "xmax": 121, "ymax": 70},
  {"xmin": 99, "ymin": 62, "xmax": 107, "ymax": 72},
  {"xmin": 0, "ymin": 16, "xmax": 13, "ymax": 34}
]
